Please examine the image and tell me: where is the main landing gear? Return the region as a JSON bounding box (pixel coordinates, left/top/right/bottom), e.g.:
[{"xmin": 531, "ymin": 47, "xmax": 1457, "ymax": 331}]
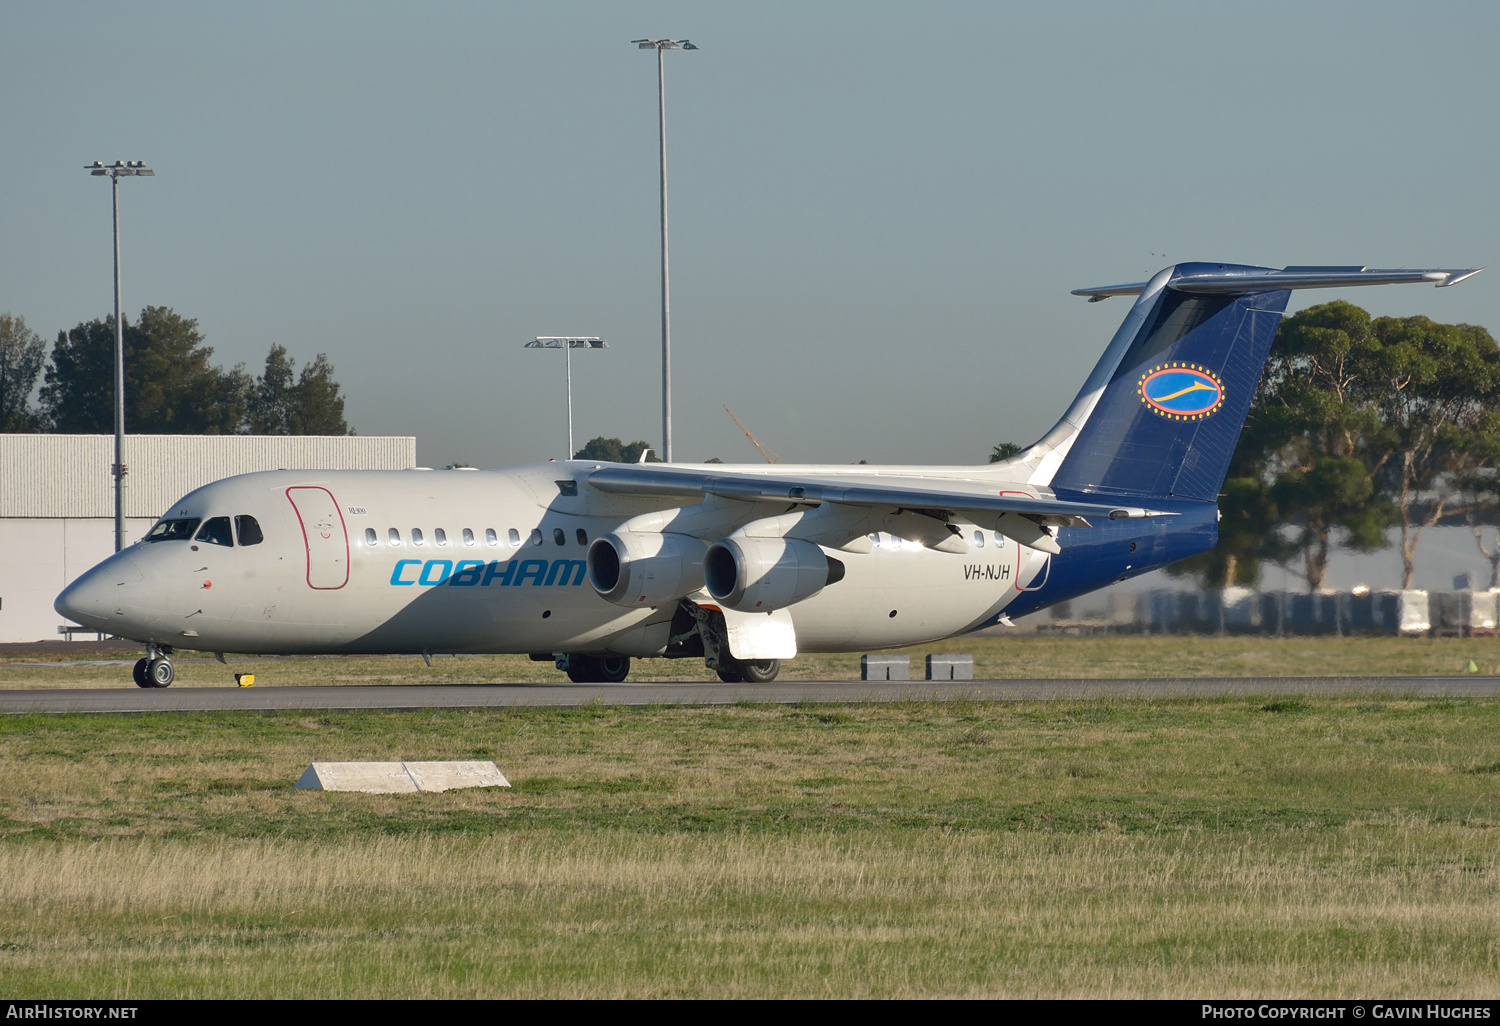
[
  {"xmin": 132, "ymin": 644, "xmax": 174, "ymax": 688},
  {"xmin": 559, "ymin": 654, "xmax": 632, "ymax": 684},
  {"xmin": 715, "ymin": 658, "xmax": 781, "ymax": 684}
]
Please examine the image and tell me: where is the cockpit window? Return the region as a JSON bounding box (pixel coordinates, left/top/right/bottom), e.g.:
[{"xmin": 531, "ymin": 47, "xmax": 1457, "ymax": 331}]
[
  {"xmin": 236, "ymin": 515, "xmax": 264, "ymax": 546},
  {"xmin": 195, "ymin": 516, "xmax": 234, "ymax": 547},
  {"xmin": 146, "ymin": 518, "xmax": 201, "ymax": 542}
]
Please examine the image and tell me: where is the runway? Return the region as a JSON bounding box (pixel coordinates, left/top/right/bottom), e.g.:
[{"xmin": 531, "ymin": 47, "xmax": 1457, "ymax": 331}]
[{"xmin": 2, "ymin": 676, "xmax": 1498, "ymax": 714}]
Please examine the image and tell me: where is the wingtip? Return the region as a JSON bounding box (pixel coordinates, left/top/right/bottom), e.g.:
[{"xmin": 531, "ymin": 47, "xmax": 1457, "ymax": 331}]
[{"xmin": 1436, "ymin": 268, "xmax": 1483, "ymax": 288}]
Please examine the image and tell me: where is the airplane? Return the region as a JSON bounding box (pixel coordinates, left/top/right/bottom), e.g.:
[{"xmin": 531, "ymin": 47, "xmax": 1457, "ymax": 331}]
[{"xmin": 55, "ymin": 262, "xmax": 1481, "ymax": 689}]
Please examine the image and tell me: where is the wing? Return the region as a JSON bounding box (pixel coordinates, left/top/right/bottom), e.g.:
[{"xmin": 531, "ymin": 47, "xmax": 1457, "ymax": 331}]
[{"xmin": 587, "ymin": 464, "xmax": 1176, "ymax": 522}]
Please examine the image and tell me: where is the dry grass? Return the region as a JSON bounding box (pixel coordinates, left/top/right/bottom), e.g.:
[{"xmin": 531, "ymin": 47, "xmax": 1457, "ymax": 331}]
[
  {"xmin": 3, "ymin": 634, "xmax": 1500, "ymax": 689},
  {"xmin": 1, "ymin": 827, "xmax": 1497, "ymax": 998},
  {"xmin": 1, "ymin": 698, "xmax": 1499, "ymax": 996}
]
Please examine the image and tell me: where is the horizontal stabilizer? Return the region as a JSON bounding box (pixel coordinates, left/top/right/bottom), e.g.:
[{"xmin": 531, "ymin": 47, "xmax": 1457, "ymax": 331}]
[
  {"xmin": 587, "ymin": 465, "xmax": 1175, "ymax": 523},
  {"xmin": 1072, "ymin": 265, "xmax": 1481, "ymax": 302}
]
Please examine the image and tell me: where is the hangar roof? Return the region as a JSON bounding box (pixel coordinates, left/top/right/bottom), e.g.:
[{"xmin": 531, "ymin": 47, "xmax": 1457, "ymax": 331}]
[{"xmin": 0, "ymin": 434, "xmax": 415, "ymax": 518}]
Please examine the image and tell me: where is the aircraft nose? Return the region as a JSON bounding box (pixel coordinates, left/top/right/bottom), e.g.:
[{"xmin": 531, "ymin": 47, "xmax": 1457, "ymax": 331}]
[{"xmin": 55, "ymin": 555, "xmax": 144, "ymax": 631}]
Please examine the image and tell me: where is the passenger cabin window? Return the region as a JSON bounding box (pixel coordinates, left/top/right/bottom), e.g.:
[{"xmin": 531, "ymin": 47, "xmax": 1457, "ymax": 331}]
[
  {"xmin": 388, "ymin": 528, "xmax": 401, "ymax": 546},
  {"xmin": 233, "ymin": 515, "xmax": 263, "ymax": 546},
  {"xmin": 553, "ymin": 528, "xmax": 566, "ymax": 546},
  {"xmin": 462, "ymin": 528, "xmax": 475, "ymax": 546},
  {"xmin": 507, "ymin": 529, "xmax": 520, "ymax": 547},
  {"xmin": 412, "ymin": 529, "xmax": 424, "ymax": 546},
  {"xmin": 146, "ymin": 518, "xmax": 200, "ymax": 542},
  {"xmin": 195, "ymin": 517, "xmax": 234, "ymax": 547},
  {"xmin": 530, "ymin": 529, "xmax": 543, "ymax": 546},
  {"xmin": 435, "ymin": 528, "xmax": 447, "ymax": 546},
  {"xmin": 485, "ymin": 528, "xmax": 498, "ymax": 546},
  {"xmin": 974, "ymin": 531, "xmax": 985, "ymax": 548},
  {"xmin": 364, "ymin": 528, "xmax": 378, "ymax": 546},
  {"xmin": 576, "ymin": 529, "xmax": 588, "ymax": 546}
]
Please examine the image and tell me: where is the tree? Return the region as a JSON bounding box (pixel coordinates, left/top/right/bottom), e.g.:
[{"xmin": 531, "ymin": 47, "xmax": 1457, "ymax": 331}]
[
  {"xmin": 40, "ymin": 307, "xmax": 247, "ymax": 434},
  {"xmin": 246, "ymin": 345, "xmax": 351, "ymax": 435},
  {"xmin": 989, "ymin": 441, "xmax": 1023, "ymax": 463},
  {"xmin": 1361, "ymin": 315, "xmax": 1500, "ymax": 588},
  {"xmin": 573, "ymin": 437, "xmax": 661, "ymax": 462},
  {"xmin": 1189, "ymin": 301, "xmax": 1500, "ymax": 591},
  {"xmin": 1244, "ymin": 302, "xmax": 1395, "ymax": 590},
  {"xmin": 0, "ymin": 313, "xmax": 46, "ymax": 431}
]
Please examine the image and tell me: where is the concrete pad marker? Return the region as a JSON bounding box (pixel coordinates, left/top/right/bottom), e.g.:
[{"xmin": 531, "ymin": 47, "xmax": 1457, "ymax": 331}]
[
  {"xmin": 404, "ymin": 761, "xmax": 511, "ymax": 792},
  {"xmin": 861, "ymin": 654, "xmax": 910, "ymax": 681},
  {"xmin": 926, "ymin": 654, "xmax": 974, "ymax": 681},
  {"xmin": 293, "ymin": 761, "xmax": 510, "ymax": 793}
]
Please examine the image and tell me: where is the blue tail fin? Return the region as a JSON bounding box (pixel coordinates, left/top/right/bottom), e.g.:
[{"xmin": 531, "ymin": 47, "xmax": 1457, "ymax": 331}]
[
  {"xmin": 1038, "ymin": 261, "xmax": 1479, "ymax": 502},
  {"xmin": 1023, "ymin": 262, "xmax": 1478, "ymax": 503},
  {"xmin": 1048, "ymin": 263, "xmax": 1289, "ymax": 501}
]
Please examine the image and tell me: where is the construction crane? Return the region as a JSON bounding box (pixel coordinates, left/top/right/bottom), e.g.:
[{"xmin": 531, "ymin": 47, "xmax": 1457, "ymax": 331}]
[{"xmin": 723, "ymin": 405, "xmax": 780, "ymax": 464}]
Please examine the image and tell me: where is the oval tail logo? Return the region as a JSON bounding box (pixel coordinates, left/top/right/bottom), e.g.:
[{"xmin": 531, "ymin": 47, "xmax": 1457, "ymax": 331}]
[{"xmin": 1138, "ymin": 364, "xmax": 1224, "ymax": 420}]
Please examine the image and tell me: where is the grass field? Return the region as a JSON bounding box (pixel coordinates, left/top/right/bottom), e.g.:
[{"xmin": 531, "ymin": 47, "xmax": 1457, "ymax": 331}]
[
  {"xmin": 2, "ymin": 695, "xmax": 1499, "ymax": 997},
  {"xmin": 4, "ymin": 633, "xmax": 1500, "ymax": 689}
]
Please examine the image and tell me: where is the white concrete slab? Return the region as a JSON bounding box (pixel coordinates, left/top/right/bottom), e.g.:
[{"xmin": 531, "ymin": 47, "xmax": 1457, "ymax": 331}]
[
  {"xmin": 295, "ymin": 762, "xmax": 418, "ymax": 793},
  {"xmin": 403, "ymin": 761, "xmax": 510, "ymax": 792},
  {"xmin": 294, "ymin": 760, "xmax": 509, "ymax": 793}
]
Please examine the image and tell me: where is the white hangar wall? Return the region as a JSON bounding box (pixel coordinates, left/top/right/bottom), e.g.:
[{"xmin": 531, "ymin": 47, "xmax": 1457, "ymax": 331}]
[{"xmin": 0, "ymin": 434, "xmax": 416, "ymax": 643}]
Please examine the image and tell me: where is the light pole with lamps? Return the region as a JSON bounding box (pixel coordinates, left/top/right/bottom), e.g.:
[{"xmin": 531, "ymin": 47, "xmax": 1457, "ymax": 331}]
[
  {"xmin": 86, "ymin": 160, "xmax": 154, "ymax": 553},
  {"xmin": 632, "ymin": 37, "xmax": 697, "ymax": 463},
  {"xmin": 524, "ymin": 337, "xmax": 607, "ymax": 458}
]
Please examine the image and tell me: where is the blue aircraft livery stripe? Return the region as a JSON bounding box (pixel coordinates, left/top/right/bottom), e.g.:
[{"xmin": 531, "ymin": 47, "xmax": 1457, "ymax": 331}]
[
  {"xmin": 390, "ymin": 559, "xmax": 586, "ymax": 587},
  {"xmin": 1137, "ymin": 363, "xmax": 1224, "ymax": 420}
]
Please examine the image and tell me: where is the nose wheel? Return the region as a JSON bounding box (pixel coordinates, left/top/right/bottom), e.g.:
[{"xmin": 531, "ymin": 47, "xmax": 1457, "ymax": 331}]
[{"xmin": 132, "ymin": 647, "xmax": 175, "ymax": 688}]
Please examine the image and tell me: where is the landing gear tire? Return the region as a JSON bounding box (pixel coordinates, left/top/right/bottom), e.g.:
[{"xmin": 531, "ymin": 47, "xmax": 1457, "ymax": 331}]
[
  {"xmin": 147, "ymin": 658, "xmax": 174, "ymax": 688},
  {"xmin": 564, "ymin": 655, "xmax": 631, "ymax": 684},
  {"xmin": 596, "ymin": 655, "xmax": 630, "ymax": 683},
  {"xmin": 741, "ymin": 659, "xmax": 780, "ymax": 683},
  {"xmin": 133, "ymin": 658, "xmax": 151, "ymax": 689},
  {"xmin": 715, "ymin": 658, "xmax": 781, "ymax": 684}
]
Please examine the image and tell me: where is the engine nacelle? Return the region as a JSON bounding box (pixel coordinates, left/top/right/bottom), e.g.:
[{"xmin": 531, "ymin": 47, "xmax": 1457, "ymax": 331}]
[
  {"xmin": 587, "ymin": 531, "xmax": 706, "ymax": 607},
  {"xmin": 703, "ymin": 536, "xmax": 845, "ymax": 612}
]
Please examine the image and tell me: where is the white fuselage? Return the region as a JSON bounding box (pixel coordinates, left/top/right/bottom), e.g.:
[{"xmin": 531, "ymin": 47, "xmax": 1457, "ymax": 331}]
[{"xmin": 57, "ymin": 462, "xmax": 1051, "ymax": 657}]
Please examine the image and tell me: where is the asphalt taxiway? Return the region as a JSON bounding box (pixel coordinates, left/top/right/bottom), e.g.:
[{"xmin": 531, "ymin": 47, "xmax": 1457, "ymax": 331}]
[{"xmin": 1, "ymin": 677, "xmax": 1497, "ymax": 714}]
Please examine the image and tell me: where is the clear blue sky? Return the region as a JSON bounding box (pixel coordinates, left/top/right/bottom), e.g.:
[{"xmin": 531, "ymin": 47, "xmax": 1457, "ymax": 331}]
[{"xmin": 3, "ymin": 1, "xmax": 1496, "ymax": 467}]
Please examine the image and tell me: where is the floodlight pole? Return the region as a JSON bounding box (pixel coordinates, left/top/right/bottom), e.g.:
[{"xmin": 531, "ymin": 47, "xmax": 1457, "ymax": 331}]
[
  {"xmin": 111, "ymin": 174, "xmax": 123, "ymax": 552},
  {"xmin": 634, "ymin": 38, "xmax": 697, "ymax": 463},
  {"xmin": 525, "ymin": 338, "xmax": 607, "ymax": 459},
  {"xmin": 88, "ymin": 160, "xmax": 153, "ymax": 552},
  {"xmin": 657, "ymin": 44, "xmax": 671, "ymax": 464}
]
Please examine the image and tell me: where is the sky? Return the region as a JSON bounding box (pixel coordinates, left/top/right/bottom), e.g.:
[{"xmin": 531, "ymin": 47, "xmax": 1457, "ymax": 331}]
[{"xmin": 3, "ymin": 1, "xmax": 1498, "ymax": 472}]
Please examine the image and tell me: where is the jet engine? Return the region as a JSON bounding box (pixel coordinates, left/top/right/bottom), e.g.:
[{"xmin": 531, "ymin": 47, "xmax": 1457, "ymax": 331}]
[
  {"xmin": 703, "ymin": 536, "xmax": 845, "ymax": 612},
  {"xmin": 587, "ymin": 531, "xmax": 707, "ymax": 607}
]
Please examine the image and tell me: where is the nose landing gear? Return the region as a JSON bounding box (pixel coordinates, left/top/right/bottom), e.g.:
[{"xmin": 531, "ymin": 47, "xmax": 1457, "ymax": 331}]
[{"xmin": 132, "ymin": 645, "xmax": 175, "ymax": 688}]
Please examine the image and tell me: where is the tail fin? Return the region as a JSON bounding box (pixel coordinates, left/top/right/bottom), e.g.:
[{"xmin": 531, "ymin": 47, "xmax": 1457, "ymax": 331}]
[{"xmin": 1023, "ymin": 261, "xmax": 1480, "ymax": 502}]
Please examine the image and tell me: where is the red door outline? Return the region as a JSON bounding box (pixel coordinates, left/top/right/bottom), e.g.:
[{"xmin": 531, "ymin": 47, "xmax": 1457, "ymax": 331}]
[{"xmin": 286, "ymin": 486, "xmax": 350, "ymax": 590}]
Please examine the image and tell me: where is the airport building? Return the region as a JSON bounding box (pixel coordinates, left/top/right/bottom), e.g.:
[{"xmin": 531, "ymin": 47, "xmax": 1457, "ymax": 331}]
[{"xmin": 0, "ymin": 434, "xmax": 416, "ymax": 643}]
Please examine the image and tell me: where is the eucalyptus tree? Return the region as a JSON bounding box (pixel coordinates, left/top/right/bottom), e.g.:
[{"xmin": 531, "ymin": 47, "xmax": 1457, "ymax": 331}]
[{"xmin": 0, "ymin": 313, "xmax": 46, "ymax": 431}]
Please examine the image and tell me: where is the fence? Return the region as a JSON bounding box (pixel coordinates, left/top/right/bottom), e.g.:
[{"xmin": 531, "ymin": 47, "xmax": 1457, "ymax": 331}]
[{"xmin": 1032, "ymin": 588, "xmax": 1500, "ymax": 637}]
